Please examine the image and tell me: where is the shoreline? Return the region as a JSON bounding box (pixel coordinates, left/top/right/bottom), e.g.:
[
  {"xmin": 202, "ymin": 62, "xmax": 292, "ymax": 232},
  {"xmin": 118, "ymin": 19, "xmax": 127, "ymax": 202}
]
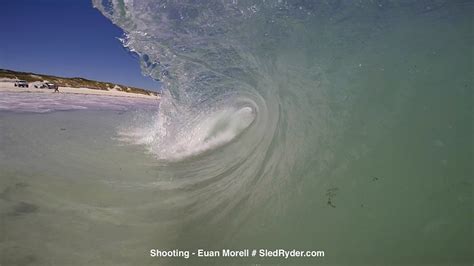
[{"xmin": 0, "ymin": 81, "xmax": 160, "ymax": 100}]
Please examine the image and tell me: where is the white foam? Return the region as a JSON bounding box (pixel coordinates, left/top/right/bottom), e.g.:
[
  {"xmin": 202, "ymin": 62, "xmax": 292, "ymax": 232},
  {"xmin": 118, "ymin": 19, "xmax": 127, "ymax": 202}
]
[
  {"xmin": 0, "ymin": 92, "xmax": 158, "ymax": 113},
  {"xmin": 118, "ymin": 106, "xmax": 255, "ymax": 161}
]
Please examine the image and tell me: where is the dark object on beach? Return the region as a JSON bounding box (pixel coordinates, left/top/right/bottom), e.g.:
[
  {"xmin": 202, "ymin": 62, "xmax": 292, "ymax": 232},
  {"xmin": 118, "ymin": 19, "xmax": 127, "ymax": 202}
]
[
  {"xmin": 45, "ymin": 83, "xmax": 59, "ymax": 92},
  {"xmin": 60, "ymin": 128, "xmax": 66, "ymax": 131},
  {"xmin": 35, "ymin": 83, "xmax": 48, "ymax": 89},
  {"xmin": 14, "ymin": 80, "xmax": 29, "ymax": 88}
]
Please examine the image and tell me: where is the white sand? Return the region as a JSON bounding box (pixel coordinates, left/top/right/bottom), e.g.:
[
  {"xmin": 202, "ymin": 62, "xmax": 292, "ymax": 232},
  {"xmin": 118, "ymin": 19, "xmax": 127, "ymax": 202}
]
[{"xmin": 0, "ymin": 80, "xmax": 160, "ymax": 99}]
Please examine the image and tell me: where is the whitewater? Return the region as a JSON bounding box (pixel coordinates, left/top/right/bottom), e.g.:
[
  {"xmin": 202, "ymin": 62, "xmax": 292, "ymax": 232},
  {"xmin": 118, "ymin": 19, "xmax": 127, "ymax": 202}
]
[{"xmin": 0, "ymin": 0, "xmax": 472, "ymax": 265}]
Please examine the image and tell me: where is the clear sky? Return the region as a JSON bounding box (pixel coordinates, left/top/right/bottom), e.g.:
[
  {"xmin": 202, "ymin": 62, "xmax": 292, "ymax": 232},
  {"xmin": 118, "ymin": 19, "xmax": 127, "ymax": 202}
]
[{"xmin": 0, "ymin": 0, "xmax": 159, "ymax": 91}]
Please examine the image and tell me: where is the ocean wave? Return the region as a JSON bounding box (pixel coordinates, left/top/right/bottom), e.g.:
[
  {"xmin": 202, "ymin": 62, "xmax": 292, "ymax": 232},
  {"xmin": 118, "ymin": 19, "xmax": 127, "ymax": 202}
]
[{"xmin": 93, "ymin": 0, "xmax": 471, "ymax": 248}]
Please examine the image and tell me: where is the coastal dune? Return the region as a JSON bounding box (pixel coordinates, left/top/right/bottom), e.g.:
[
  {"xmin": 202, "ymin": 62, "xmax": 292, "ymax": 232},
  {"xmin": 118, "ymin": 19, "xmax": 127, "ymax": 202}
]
[{"xmin": 0, "ymin": 80, "xmax": 160, "ymax": 99}]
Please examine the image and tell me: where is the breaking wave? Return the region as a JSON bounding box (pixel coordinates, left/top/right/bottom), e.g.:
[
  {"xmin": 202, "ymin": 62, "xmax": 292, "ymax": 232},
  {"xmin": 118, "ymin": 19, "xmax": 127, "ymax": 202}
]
[{"xmin": 93, "ymin": 0, "xmax": 472, "ymax": 256}]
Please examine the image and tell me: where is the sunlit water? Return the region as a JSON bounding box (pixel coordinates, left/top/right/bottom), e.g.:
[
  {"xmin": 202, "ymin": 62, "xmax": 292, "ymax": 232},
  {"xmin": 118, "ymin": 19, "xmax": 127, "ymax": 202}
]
[
  {"xmin": 1, "ymin": 0, "xmax": 472, "ymax": 265},
  {"xmin": 0, "ymin": 92, "xmax": 158, "ymax": 113}
]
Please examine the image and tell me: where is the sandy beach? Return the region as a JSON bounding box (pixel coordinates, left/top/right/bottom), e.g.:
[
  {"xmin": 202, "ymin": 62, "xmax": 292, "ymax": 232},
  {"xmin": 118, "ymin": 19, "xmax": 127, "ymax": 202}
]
[{"xmin": 0, "ymin": 80, "xmax": 160, "ymax": 99}]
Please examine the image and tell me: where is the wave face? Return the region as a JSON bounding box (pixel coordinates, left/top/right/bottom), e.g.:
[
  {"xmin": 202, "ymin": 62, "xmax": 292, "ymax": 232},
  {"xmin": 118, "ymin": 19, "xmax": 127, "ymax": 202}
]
[{"xmin": 93, "ymin": 0, "xmax": 472, "ymax": 264}]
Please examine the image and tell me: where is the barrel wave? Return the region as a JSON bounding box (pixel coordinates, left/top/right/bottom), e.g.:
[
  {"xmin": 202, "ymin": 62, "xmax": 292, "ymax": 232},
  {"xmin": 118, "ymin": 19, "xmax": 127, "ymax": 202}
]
[{"xmin": 91, "ymin": 0, "xmax": 472, "ymax": 265}]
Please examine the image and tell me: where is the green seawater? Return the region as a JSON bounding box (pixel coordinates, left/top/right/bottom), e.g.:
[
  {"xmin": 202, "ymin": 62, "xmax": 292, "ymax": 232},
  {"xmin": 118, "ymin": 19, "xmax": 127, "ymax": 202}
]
[{"xmin": 1, "ymin": 1, "xmax": 473, "ymax": 265}]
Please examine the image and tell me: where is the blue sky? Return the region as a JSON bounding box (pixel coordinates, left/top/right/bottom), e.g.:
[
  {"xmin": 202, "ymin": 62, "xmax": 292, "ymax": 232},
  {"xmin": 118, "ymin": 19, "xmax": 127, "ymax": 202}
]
[{"xmin": 0, "ymin": 0, "xmax": 159, "ymax": 91}]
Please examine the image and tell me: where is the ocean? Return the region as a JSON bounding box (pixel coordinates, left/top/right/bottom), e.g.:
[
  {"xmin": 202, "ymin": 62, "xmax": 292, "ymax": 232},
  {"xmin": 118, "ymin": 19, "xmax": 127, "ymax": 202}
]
[{"xmin": 1, "ymin": 0, "xmax": 472, "ymax": 265}]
